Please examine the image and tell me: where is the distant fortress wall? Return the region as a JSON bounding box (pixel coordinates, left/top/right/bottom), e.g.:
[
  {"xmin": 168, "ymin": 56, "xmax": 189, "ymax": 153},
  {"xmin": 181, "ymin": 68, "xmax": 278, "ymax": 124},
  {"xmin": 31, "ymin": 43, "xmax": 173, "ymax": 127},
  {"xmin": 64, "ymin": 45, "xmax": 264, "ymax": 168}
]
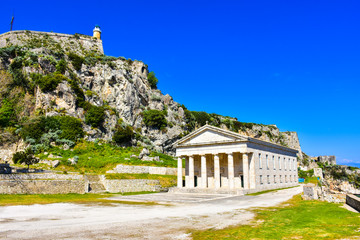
[{"xmin": 0, "ymin": 30, "xmax": 103, "ymax": 56}]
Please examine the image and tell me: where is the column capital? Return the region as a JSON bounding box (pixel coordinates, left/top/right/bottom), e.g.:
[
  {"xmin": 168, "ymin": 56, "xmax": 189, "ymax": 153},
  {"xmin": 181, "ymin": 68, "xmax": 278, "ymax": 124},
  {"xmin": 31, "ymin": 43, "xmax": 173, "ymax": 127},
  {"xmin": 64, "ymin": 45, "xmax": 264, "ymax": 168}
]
[{"xmin": 226, "ymin": 152, "xmax": 234, "ymax": 156}]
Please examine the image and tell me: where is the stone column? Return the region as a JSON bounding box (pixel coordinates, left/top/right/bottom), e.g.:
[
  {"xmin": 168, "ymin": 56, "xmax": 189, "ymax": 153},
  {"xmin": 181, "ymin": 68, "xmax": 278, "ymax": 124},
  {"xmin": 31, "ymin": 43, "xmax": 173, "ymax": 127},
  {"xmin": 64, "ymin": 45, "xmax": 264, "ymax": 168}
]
[
  {"xmin": 188, "ymin": 155, "xmax": 195, "ymax": 188},
  {"xmin": 227, "ymin": 153, "xmax": 234, "ymax": 189},
  {"xmin": 243, "ymin": 153, "xmax": 249, "ymax": 189},
  {"xmin": 177, "ymin": 157, "xmax": 183, "ymax": 188},
  {"xmin": 201, "ymin": 155, "xmax": 207, "ymax": 188},
  {"xmin": 214, "ymin": 154, "xmax": 220, "ymax": 189},
  {"xmin": 249, "ymin": 153, "xmax": 256, "ymax": 189}
]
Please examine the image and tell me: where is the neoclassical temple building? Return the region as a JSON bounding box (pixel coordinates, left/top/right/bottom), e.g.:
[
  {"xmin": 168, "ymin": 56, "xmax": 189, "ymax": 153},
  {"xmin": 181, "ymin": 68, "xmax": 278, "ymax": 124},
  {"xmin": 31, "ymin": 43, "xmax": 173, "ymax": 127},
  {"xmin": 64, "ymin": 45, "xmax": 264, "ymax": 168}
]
[{"xmin": 174, "ymin": 125, "xmax": 299, "ymax": 194}]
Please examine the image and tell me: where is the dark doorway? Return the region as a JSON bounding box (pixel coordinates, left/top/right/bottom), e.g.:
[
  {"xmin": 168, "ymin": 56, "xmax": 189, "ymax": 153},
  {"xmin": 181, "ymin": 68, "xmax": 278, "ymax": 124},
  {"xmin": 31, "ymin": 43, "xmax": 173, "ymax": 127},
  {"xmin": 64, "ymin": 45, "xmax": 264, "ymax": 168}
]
[
  {"xmin": 220, "ymin": 174, "xmax": 222, "ymax": 187},
  {"xmin": 194, "ymin": 176, "xmax": 198, "ymax": 187},
  {"xmin": 241, "ymin": 175, "xmax": 244, "ymax": 188}
]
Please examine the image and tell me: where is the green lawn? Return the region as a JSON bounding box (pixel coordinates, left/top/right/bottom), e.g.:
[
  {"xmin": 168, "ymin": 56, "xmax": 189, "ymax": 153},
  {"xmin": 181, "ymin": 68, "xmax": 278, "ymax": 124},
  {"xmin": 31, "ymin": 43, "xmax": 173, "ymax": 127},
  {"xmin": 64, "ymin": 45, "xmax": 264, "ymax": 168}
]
[
  {"xmin": 0, "ymin": 192, "xmax": 157, "ymax": 206},
  {"xmin": 192, "ymin": 195, "xmax": 360, "ymax": 240}
]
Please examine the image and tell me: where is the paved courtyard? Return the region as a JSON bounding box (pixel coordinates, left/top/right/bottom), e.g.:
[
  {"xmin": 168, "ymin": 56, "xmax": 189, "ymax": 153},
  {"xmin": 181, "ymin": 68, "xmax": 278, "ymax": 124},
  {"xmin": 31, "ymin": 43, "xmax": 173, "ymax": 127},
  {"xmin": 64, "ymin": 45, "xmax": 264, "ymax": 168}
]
[{"xmin": 0, "ymin": 186, "xmax": 302, "ymax": 240}]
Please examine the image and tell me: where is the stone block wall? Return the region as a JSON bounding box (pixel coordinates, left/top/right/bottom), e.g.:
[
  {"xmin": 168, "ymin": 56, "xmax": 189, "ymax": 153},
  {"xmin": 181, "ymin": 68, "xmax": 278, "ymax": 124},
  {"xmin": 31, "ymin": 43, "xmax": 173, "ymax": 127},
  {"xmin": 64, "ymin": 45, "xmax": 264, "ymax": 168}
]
[
  {"xmin": 107, "ymin": 164, "xmax": 180, "ymax": 176},
  {"xmin": 101, "ymin": 179, "xmax": 161, "ymax": 193},
  {"xmin": 0, "ymin": 30, "xmax": 103, "ymax": 56},
  {"xmin": 346, "ymin": 194, "xmax": 360, "ymax": 212},
  {"xmin": 0, "ymin": 173, "xmax": 83, "ymax": 180},
  {"xmin": 0, "ymin": 180, "xmax": 85, "ymax": 194}
]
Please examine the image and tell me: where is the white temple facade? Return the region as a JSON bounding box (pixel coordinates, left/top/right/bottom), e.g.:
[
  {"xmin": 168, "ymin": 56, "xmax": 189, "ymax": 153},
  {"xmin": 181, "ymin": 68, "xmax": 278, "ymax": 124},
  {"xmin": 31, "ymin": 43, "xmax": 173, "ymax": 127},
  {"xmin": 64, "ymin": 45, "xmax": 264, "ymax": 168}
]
[{"xmin": 173, "ymin": 125, "xmax": 299, "ymax": 194}]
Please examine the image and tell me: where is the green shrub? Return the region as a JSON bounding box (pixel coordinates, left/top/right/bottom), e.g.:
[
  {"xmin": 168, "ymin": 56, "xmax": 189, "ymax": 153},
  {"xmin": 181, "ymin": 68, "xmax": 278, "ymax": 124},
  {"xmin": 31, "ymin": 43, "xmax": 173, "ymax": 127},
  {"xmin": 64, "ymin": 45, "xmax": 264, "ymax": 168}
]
[
  {"xmin": 0, "ymin": 46, "xmax": 19, "ymax": 59},
  {"xmin": 20, "ymin": 116, "xmax": 83, "ymax": 143},
  {"xmin": 57, "ymin": 116, "xmax": 84, "ymax": 141},
  {"xmin": 191, "ymin": 111, "xmax": 211, "ymax": 126},
  {"xmin": 143, "ymin": 109, "xmax": 167, "ymax": 130},
  {"xmin": 34, "ymin": 73, "xmax": 67, "ymax": 92},
  {"xmin": 55, "ymin": 59, "xmax": 67, "ymax": 74},
  {"xmin": 9, "ymin": 56, "xmax": 29, "ymax": 90},
  {"xmin": 147, "ymin": 71, "xmax": 158, "ymax": 89},
  {"xmin": 85, "ymin": 105, "xmax": 105, "ymax": 128},
  {"xmin": 113, "ymin": 126, "xmax": 134, "ymax": 145},
  {"xmin": 0, "ymin": 99, "xmax": 16, "ymax": 128},
  {"xmin": 68, "ymin": 52, "xmax": 84, "ymax": 71}
]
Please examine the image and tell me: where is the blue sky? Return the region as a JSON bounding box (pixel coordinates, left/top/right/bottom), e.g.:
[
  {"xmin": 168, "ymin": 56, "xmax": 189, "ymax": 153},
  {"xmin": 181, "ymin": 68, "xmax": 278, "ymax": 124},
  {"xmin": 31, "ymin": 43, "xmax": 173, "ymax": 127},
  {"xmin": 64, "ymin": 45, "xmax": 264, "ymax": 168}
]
[{"xmin": 1, "ymin": 0, "xmax": 360, "ymax": 167}]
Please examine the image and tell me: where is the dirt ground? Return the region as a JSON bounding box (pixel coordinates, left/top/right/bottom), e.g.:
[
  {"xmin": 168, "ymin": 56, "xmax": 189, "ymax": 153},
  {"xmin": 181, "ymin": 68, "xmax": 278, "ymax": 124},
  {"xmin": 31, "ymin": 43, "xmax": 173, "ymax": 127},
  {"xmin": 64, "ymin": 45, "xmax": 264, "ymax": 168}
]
[{"xmin": 0, "ymin": 186, "xmax": 302, "ymax": 240}]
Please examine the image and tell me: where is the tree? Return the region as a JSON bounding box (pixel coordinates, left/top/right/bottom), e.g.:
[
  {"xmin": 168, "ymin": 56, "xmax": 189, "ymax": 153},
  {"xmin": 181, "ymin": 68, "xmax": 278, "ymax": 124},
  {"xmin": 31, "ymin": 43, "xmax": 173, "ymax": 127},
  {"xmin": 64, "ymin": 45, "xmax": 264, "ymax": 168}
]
[
  {"xmin": 12, "ymin": 148, "xmax": 39, "ymax": 170},
  {"xmin": 0, "ymin": 99, "xmax": 16, "ymax": 128},
  {"xmin": 147, "ymin": 71, "xmax": 158, "ymax": 89}
]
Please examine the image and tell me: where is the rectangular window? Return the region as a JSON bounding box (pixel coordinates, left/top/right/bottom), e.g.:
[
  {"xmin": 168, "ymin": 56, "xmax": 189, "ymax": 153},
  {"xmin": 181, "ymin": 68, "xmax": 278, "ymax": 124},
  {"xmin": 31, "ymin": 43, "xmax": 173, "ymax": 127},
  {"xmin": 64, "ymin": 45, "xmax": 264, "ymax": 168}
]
[
  {"xmin": 289, "ymin": 158, "xmax": 291, "ymax": 170},
  {"xmin": 280, "ymin": 175, "xmax": 282, "ymax": 183},
  {"xmin": 285, "ymin": 175, "xmax": 287, "ymax": 183},
  {"xmin": 274, "ymin": 175, "xmax": 276, "ymax": 183},
  {"xmin": 260, "ymin": 175, "xmax": 263, "ymax": 184},
  {"xmin": 267, "ymin": 175, "xmax": 270, "ymax": 184},
  {"xmin": 284, "ymin": 157, "xmax": 286, "ymax": 170},
  {"xmin": 279, "ymin": 156, "xmax": 281, "ymax": 170},
  {"xmin": 266, "ymin": 155, "xmax": 269, "ymax": 170},
  {"xmin": 273, "ymin": 155, "xmax": 275, "ymax": 170},
  {"xmin": 293, "ymin": 159, "xmax": 296, "ymax": 171},
  {"xmin": 259, "ymin": 153, "xmax": 262, "ymax": 169}
]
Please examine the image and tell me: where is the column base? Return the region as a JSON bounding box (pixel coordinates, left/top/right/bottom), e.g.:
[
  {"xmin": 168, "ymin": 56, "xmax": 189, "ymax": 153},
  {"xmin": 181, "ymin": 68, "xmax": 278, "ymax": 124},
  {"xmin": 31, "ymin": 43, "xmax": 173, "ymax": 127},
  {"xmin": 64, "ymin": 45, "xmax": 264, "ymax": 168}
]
[{"xmin": 168, "ymin": 187, "xmax": 244, "ymax": 195}]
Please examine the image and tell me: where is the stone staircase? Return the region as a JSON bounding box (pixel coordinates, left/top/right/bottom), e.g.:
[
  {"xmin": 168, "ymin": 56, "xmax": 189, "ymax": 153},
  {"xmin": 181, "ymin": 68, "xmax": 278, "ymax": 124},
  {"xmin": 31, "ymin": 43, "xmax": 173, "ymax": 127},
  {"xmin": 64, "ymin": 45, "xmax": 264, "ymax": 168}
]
[{"xmin": 84, "ymin": 175, "xmax": 106, "ymax": 193}]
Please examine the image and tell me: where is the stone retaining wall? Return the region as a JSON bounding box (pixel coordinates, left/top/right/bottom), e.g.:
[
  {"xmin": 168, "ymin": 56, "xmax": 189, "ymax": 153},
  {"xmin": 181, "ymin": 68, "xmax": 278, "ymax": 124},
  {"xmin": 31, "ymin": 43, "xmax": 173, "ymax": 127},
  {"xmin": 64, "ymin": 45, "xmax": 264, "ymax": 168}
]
[
  {"xmin": 107, "ymin": 164, "xmax": 181, "ymax": 176},
  {"xmin": 0, "ymin": 173, "xmax": 83, "ymax": 180},
  {"xmin": 0, "ymin": 30, "xmax": 104, "ymax": 56},
  {"xmin": 101, "ymin": 179, "xmax": 161, "ymax": 193},
  {"xmin": 0, "ymin": 180, "xmax": 85, "ymax": 194},
  {"xmin": 346, "ymin": 194, "xmax": 360, "ymax": 212},
  {"xmin": 0, "ymin": 173, "xmax": 162, "ymax": 194}
]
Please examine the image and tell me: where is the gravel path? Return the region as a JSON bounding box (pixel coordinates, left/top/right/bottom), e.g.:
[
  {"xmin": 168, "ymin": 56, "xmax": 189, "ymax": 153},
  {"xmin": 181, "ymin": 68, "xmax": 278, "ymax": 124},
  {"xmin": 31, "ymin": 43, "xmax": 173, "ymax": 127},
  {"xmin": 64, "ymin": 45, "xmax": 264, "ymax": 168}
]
[{"xmin": 0, "ymin": 186, "xmax": 302, "ymax": 240}]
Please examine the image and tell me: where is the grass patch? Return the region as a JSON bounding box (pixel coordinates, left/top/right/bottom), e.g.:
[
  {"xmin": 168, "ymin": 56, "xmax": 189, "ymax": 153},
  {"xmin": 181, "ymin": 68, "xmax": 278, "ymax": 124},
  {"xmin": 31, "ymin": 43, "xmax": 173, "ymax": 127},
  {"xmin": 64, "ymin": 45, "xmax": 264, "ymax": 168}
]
[
  {"xmin": 35, "ymin": 141, "xmax": 177, "ymax": 174},
  {"xmin": 246, "ymin": 186, "xmax": 299, "ymax": 196},
  {"xmin": 105, "ymin": 173, "xmax": 177, "ymax": 188},
  {"xmin": 192, "ymin": 194, "xmax": 360, "ymax": 239},
  {"xmin": 305, "ymin": 177, "xmax": 321, "ymax": 185},
  {"xmin": 0, "ymin": 192, "xmax": 159, "ymax": 206}
]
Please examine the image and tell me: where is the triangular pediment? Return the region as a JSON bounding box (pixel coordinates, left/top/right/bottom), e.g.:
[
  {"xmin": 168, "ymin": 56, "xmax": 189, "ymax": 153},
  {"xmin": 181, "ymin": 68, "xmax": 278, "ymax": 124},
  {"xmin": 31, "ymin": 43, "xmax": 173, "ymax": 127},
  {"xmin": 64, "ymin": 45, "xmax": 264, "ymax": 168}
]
[{"xmin": 175, "ymin": 125, "xmax": 248, "ymax": 146}]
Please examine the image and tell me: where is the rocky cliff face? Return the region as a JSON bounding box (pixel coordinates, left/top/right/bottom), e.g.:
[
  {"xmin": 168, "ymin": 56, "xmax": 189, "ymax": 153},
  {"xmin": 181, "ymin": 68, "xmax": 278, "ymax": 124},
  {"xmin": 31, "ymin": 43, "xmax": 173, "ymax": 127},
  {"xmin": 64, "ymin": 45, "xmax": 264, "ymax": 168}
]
[{"xmin": 0, "ymin": 30, "xmax": 302, "ymax": 157}]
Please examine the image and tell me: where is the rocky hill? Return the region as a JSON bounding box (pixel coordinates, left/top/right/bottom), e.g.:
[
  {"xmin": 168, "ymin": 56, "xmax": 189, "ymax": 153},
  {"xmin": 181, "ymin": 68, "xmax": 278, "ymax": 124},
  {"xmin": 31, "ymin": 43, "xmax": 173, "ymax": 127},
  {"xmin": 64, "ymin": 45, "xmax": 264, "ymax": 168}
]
[{"xmin": 0, "ymin": 30, "xmax": 302, "ymax": 162}]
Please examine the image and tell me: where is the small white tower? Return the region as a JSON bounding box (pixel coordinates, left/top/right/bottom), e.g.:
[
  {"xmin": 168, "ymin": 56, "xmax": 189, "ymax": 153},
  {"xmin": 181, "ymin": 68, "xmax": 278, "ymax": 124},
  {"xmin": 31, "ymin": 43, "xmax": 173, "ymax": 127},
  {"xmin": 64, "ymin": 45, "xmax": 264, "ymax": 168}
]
[{"xmin": 93, "ymin": 25, "xmax": 102, "ymax": 40}]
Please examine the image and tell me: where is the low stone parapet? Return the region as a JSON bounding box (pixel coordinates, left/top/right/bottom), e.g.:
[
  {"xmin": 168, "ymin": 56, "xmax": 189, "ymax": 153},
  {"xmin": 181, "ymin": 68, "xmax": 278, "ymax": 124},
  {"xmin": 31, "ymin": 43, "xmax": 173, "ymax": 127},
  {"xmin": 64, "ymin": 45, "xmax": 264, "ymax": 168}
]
[{"xmin": 346, "ymin": 194, "xmax": 360, "ymax": 212}]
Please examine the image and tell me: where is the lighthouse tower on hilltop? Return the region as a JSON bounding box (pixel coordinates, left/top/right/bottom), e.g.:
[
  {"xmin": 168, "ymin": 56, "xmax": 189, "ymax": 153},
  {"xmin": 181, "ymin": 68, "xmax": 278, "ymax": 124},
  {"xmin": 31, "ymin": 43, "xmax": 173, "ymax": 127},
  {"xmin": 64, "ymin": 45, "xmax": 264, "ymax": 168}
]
[{"xmin": 93, "ymin": 25, "xmax": 102, "ymax": 40}]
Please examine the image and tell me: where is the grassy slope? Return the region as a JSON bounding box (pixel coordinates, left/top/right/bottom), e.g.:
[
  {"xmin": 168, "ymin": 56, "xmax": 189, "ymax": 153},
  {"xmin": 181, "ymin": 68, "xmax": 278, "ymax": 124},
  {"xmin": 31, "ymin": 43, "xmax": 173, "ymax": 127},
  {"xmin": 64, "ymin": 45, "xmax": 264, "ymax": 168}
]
[
  {"xmin": 192, "ymin": 195, "xmax": 360, "ymax": 240},
  {"xmin": 33, "ymin": 141, "xmax": 180, "ymax": 174}
]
